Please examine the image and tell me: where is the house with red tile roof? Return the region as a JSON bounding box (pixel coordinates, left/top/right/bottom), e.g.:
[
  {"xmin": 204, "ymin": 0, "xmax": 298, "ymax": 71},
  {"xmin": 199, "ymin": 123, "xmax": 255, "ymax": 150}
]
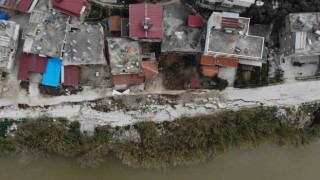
[
  {"xmin": 50, "ymin": 0, "xmax": 89, "ymax": 19},
  {"xmin": 129, "ymin": 4, "xmax": 163, "ymax": 41},
  {"xmin": 139, "ymin": 61, "xmax": 159, "ymax": 77},
  {"xmin": 200, "ymin": 56, "xmax": 239, "ymax": 68},
  {"xmin": 200, "ymin": 55, "xmax": 238, "ymax": 78}
]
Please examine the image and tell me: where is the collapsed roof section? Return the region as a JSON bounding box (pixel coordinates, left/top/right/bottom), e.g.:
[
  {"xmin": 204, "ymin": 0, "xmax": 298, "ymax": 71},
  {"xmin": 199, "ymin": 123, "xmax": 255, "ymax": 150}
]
[{"xmin": 161, "ymin": 3, "xmax": 203, "ymax": 53}]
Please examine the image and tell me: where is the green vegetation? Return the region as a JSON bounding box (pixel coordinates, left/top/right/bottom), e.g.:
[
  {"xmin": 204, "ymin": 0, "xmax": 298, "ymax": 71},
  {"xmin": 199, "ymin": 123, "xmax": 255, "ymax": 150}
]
[
  {"xmin": 1, "ymin": 107, "xmax": 320, "ymax": 169},
  {"xmin": 114, "ymin": 108, "xmax": 320, "ymax": 169}
]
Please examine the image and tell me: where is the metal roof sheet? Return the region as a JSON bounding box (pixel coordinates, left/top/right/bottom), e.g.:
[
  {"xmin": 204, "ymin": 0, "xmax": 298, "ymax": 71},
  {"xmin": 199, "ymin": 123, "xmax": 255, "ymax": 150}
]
[
  {"xmin": 17, "ymin": 53, "xmax": 47, "ymax": 81},
  {"xmin": 188, "ymin": 15, "xmax": 204, "ymax": 27},
  {"xmin": 109, "ymin": 16, "xmax": 122, "ymax": 32},
  {"xmin": 129, "ymin": 4, "xmax": 163, "ymax": 39},
  {"xmin": 16, "ymin": 0, "xmax": 33, "ymax": 12},
  {"xmin": 63, "ymin": 65, "xmax": 80, "ymax": 86},
  {"xmin": 51, "ymin": 0, "xmax": 86, "ymax": 18},
  {"xmin": 121, "ymin": 18, "xmax": 129, "ymax": 37}
]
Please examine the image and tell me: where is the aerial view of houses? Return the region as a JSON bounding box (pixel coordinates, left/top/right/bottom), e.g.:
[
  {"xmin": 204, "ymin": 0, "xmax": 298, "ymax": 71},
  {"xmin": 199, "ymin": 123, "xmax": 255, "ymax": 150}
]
[
  {"xmin": 0, "ymin": 0, "xmax": 274, "ymax": 97},
  {"xmin": 3, "ymin": 0, "xmax": 320, "ymax": 178}
]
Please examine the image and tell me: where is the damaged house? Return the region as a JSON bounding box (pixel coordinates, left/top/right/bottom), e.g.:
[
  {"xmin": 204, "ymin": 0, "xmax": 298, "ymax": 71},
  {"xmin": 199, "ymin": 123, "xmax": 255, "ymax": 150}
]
[
  {"xmin": 107, "ymin": 37, "xmax": 158, "ymax": 90},
  {"xmin": 161, "ymin": 3, "xmax": 204, "ymax": 54},
  {"xmin": 19, "ymin": 9, "xmax": 107, "ymax": 87},
  {"xmin": 0, "ymin": 20, "xmax": 20, "ymax": 76}
]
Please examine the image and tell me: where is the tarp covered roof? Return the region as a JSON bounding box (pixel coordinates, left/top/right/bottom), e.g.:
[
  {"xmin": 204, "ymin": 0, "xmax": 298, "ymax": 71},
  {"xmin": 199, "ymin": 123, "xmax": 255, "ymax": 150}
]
[{"xmin": 42, "ymin": 58, "xmax": 62, "ymax": 87}]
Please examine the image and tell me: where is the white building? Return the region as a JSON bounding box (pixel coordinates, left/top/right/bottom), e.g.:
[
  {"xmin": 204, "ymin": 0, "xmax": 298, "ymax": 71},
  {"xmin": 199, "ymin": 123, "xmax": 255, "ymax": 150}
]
[{"xmin": 204, "ymin": 12, "xmax": 265, "ymax": 67}]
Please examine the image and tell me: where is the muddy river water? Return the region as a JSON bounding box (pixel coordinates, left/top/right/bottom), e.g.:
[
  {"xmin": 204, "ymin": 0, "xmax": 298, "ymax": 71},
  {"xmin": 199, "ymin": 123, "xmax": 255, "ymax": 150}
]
[{"xmin": 1, "ymin": 142, "xmax": 320, "ymax": 180}]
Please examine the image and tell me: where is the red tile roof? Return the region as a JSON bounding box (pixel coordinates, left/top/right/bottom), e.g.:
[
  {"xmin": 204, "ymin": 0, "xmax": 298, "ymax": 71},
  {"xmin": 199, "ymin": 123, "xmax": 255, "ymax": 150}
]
[
  {"xmin": 113, "ymin": 74, "xmax": 144, "ymax": 85},
  {"xmin": 202, "ymin": 65, "xmax": 219, "ymax": 77},
  {"xmin": 188, "ymin": 15, "xmax": 204, "ymax": 27},
  {"xmin": 64, "ymin": 65, "xmax": 80, "ymax": 86},
  {"xmin": 16, "ymin": 0, "xmax": 33, "ymax": 12},
  {"xmin": 200, "ymin": 56, "xmax": 239, "ymax": 68},
  {"xmin": 18, "ymin": 53, "xmax": 48, "ymax": 81},
  {"xmin": 109, "ymin": 16, "xmax": 122, "ymax": 32},
  {"xmin": 139, "ymin": 61, "xmax": 159, "ymax": 77},
  {"xmin": 129, "ymin": 4, "xmax": 163, "ymax": 39},
  {"xmin": 51, "ymin": 0, "xmax": 88, "ymax": 18}
]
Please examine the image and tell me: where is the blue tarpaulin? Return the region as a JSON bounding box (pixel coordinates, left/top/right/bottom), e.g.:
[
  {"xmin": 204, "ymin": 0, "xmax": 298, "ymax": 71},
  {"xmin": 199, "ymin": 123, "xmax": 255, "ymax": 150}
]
[
  {"xmin": 107, "ymin": 19, "xmax": 110, "ymax": 29},
  {"xmin": 41, "ymin": 58, "xmax": 62, "ymax": 87},
  {"xmin": 0, "ymin": 11, "xmax": 9, "ymax": 20}
]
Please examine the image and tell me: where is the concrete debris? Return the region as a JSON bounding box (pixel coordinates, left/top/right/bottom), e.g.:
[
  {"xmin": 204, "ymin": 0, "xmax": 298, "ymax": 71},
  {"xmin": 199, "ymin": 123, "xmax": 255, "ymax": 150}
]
[{"xmin": 204, "ymin": 104, "xmax": 216, "ymax": 109}]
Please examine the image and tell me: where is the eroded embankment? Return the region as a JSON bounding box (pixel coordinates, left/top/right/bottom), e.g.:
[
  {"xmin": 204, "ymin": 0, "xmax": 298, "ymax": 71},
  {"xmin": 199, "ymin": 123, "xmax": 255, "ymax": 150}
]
[{"xmin": 1, "ymin": 105, "xmax": 320, "ymax": 169}]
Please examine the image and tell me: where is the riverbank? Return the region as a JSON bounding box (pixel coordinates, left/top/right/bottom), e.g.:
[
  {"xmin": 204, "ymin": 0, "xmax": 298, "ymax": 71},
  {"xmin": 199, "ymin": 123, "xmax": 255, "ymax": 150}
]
[{"xmin": 1, "ymin": 105, "xmax": 320, "ymax": 169}]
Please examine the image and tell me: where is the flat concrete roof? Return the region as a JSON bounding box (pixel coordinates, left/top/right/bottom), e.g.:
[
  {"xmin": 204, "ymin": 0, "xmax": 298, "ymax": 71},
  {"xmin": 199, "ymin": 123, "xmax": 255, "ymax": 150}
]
[
  {"xmin": 205, "ymin": 12, "xmax": 264, "ymax": 60},
  {"xmin": 23, "ymin": 12, "xmax": 69, "ymax": 58},
  {"xmin": 107, "ymin": 37, "xmax": 142, "ymax": 75},
  {"xmin": 161, "ymin": 3, "xmax": 203, "ymax": 53},
  {"xmin": 208, "ymin": 30, "xmax": 264, "ymax": 59},
  {"xmin": 63, "ymin": 23, "xmax": 106, "ymax": 65},
  {"xmin": 0, "ymin": 20, "xmax": 20, "ymax": 72}
]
